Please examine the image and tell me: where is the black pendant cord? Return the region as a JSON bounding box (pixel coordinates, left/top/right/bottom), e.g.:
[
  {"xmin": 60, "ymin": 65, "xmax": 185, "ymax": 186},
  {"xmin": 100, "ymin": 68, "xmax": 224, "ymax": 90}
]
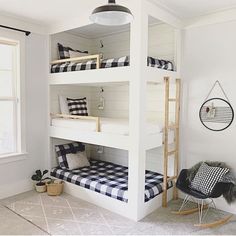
[
  {"xmin": 0, "ymin": 25, "xmax": 31, "ymax": 36},
  {"xmin": 109, "ymin": 0, "xmax": 116, "ymax": 3}
]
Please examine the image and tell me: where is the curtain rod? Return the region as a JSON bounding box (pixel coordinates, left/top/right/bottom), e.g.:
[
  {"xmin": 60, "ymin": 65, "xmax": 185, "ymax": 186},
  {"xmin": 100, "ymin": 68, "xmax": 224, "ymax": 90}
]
[{"xmin": 0, "ymin": 25, "xmax": 31, "ymax": 36}]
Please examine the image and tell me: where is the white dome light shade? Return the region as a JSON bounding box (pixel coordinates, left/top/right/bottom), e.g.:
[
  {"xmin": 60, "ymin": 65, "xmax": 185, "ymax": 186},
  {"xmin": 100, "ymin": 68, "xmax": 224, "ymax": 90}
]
[{"xmin": 90, "ymin": 0, "xmax": 133, "ymax": 26}]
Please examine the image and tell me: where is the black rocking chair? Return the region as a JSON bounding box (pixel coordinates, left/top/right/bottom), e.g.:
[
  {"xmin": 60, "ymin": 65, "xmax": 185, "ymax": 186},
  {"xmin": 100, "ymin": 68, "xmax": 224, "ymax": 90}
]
[{"xmin": 173, "ymin": 169, "xmax": 233, "ymax": 227}]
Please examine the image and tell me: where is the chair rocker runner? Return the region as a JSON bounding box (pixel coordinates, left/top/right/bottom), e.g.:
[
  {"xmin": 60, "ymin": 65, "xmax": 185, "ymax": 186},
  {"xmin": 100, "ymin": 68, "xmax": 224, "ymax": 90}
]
[{"xmin": 172, "ymin": 169, "xmax": 233, "ymax": 228}]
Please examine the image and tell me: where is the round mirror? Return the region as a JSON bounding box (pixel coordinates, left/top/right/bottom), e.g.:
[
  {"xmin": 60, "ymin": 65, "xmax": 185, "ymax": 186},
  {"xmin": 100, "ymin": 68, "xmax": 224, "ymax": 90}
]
[{"xmin": 199, "ymin": 98, "xmax": 234, "ymax": 131}]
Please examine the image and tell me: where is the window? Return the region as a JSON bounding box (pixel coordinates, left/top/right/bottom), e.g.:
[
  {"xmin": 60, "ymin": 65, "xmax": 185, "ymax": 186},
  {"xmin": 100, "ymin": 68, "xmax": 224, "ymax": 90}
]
[{"xmin": 0, "ymin": 36, "xmax": 24, "ymax": 158}]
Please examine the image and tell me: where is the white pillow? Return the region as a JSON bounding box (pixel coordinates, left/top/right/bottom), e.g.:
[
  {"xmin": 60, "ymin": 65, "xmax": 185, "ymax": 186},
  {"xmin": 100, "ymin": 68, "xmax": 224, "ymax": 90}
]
[
  {"xmin": 69, "ymin": 50, "xmax": 89, "ymax": 58},
  {"xmin": 66, "ymin": 152, "xmax": 90, "ymax": 170},
  {"xmin": 59, "ymin": 95, "xmax": 70, "ymax": 114},
  {"xmin": 59, "ymin": 95, "xmax": 90, "ymax": 115}
]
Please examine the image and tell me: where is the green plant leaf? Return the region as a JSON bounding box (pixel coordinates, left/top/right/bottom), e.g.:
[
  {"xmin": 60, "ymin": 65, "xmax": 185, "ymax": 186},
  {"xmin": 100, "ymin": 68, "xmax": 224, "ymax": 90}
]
[
  {"xmin": 43, "ymin": 170, "xmax": 48, "ymax": 176},
  {"xmin": 35, "ymin": 170, "xmax": 42, "ymax": 178},
  {"xmin": 31, "ymin": 174, "xmax": 40, "ymax": 181}
]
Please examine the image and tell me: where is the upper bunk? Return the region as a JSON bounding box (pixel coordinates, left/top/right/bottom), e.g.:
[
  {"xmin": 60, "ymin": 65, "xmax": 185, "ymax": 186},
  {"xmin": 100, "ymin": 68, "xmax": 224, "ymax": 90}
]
[{"xmin": 49, "ymin": 16, "xmax": 181, "ymax": 86}]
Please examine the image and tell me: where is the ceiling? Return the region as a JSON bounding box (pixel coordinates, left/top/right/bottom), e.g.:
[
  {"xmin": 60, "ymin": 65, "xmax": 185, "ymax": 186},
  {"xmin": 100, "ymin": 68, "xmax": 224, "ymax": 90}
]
[
  {"xmin": 154, "ymin": 0, "xmax": 236, "ymax": 19},
  {"xmin": 67, "ymin": 24, "xmax": 130, "ymax": 39},
  {"xmin": 0, "ymin": 0, "xmax": 100, "ymax": 25},
  {"xmin": 66, "ymin": 16, "xmax": 160, "ymax": 39},
  {"xmin": 0, "ymin": 0, "xmax": 236, "ymax": 28}
]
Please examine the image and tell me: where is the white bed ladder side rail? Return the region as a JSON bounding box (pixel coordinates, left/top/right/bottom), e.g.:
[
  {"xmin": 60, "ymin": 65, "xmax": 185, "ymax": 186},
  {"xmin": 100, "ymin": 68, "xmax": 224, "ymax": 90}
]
[{"xmin": 162, "ymin": 77, "xmax": 181, "ymax": 207}]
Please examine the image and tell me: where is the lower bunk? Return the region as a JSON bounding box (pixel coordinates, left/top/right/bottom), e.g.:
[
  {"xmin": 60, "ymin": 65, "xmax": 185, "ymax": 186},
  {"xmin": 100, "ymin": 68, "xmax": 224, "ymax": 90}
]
[
  {"xmin": 51, "ymin": 159, "xmax": 173, "ymax": 203},
  {"xmin": 50, "ymin": 141, "xmax": 174, "ymax": 220}
]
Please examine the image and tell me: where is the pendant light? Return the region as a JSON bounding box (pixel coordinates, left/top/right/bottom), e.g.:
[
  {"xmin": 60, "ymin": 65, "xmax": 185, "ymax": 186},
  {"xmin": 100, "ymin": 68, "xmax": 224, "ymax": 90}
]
[{"xmin": 90, "ymin": 0, "xmax": 133, "ymax": 26}]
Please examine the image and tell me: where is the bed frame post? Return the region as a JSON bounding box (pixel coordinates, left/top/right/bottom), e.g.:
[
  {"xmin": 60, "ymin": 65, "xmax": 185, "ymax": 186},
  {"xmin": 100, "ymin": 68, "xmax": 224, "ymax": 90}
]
[
  {"xmin": 162, "ymin": 77, "xmax": 181, "ymax": 207},
  {"xmin": 96, "ymin": 55, "xmax": 100, "ymax": 69}
]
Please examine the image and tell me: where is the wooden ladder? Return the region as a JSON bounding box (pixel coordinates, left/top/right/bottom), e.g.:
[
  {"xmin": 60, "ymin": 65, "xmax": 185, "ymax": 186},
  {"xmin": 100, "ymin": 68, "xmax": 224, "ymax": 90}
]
[{"xmin": 162, "ymin": 77, "xmax": 181, "ymax": 207}]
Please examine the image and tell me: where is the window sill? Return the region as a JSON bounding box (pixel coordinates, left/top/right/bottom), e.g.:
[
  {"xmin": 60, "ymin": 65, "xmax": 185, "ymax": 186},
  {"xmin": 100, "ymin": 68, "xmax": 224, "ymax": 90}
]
[{"xmin": 0, "ymin": 152, "xmax": 28, "ymax": 164}]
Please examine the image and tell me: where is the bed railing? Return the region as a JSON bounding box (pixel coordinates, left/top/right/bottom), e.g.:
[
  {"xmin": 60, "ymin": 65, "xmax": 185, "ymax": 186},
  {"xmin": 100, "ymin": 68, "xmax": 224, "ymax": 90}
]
[
  {"xmin": 50, "ymin": 54, "xmax": 101, "ymax": 69},
  {"xmin": 51, "ymin": 113, "xmax": 101, "ymax": 132}
]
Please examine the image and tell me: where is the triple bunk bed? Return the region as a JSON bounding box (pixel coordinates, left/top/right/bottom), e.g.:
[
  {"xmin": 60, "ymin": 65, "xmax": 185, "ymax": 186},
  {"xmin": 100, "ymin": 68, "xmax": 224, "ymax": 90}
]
[{"xmin": 48, "ymin": 0, "xmax": 182, "ymax": 221}]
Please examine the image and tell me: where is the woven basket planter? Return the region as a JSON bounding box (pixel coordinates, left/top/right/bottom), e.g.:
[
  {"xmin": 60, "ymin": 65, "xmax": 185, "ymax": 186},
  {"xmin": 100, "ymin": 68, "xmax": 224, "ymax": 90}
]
[{"xmin": 46, "ymin": 180, "xmax": 64, "ymax": 196}]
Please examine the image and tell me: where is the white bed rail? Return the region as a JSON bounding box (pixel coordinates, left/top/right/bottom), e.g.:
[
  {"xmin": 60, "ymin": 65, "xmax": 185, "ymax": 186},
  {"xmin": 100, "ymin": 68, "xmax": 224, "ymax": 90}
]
[{"xmin": 51, "ymin": 113, "xmax": 101, "ymax": 132}]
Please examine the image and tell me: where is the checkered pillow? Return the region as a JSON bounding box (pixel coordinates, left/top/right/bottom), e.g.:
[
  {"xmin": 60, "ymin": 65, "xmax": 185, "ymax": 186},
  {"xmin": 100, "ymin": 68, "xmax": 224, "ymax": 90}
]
[
  {"xmin": 55, "ymin": 142, "xmax": 85, "ymax": 170},
  {"xmin": 147, "ymin": 57, "xmax": 174, "ymax": 71},
  {"xmin": 57, "ymin": 43, "xmax": 88, "ymax": 59},
  {"xmin": 190, "ymin": 162, "xmax": 229, "ymax": 196},
  {"xmin": 67, "ymin": 97, "xmax": 88, "ymax": 116}
]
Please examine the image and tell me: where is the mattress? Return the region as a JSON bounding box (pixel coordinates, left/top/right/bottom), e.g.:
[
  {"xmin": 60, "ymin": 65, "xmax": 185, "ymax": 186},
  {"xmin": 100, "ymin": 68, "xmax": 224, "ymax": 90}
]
[
  {"xmin": 51, "ymin": 56, "xmax": 174, "ymax": 73},
  {"xmin": 51, "ymin": 160, "xmax": 173, "ymax": 203},
  {"xmin": 51, "ymin": 117, "xmax": 162, "ymax": 136}
]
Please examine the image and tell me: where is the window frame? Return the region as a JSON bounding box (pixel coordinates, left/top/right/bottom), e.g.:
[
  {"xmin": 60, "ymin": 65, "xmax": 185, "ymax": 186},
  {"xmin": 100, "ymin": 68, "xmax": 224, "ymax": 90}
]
[{"xmin": 0, "ymin": 29, "xmax": 26, "ymax": 162}]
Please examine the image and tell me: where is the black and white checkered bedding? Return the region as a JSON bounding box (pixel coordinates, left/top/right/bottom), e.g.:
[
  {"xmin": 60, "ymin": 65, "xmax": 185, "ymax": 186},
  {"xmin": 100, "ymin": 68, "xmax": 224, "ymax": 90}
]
[
  {"xmin": 51, "ymin": 159, "xmax": 173, "ymax": 202},
  {"xmin": 51, "ymin": 56, "xmax": 174, "ymax": 73},
  {"xmin": 57, "ymin": 43, "xmax": 88, "ymax": 59}
]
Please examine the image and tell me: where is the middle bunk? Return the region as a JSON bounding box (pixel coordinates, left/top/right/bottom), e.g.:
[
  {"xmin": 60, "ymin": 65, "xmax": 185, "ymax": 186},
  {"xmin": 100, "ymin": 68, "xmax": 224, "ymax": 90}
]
[{"xmin": 49, "ymin": 83, "xmax": 168, "ymax": 150}]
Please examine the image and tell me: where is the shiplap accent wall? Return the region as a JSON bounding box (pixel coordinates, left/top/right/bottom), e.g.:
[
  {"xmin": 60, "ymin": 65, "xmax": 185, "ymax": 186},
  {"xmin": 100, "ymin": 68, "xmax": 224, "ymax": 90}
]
[
  {"xmin": 50, "ymin": 85, "xmax": 92, "ymax": 115},
  {"xmin": 51, "ymin": 23, "xmax": 175, "ymax": 63},
  {"xmin": 50, "ymin": 23, "xmax": 176, "ymax": 175},
  {"xmin": 90, "ymin": 23, "xmax": 175, "ymax": 62},
  {"xmin": 90, "ymin": 84, "xmax": 176, "ymax": 122},
  {"xmin": 89, "ymin": 84, "xmax": 175, "ymax": 175},
  {"xmin": 50, "ymin": 32, "xmax": 92, "ymax": 61}
]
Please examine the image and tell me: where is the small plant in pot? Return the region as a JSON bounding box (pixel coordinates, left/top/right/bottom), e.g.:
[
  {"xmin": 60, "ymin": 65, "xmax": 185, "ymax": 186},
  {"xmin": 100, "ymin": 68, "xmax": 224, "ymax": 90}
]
[{"xmin": 31, "ymin": 170, "xmax": 51, "ymax": 193}]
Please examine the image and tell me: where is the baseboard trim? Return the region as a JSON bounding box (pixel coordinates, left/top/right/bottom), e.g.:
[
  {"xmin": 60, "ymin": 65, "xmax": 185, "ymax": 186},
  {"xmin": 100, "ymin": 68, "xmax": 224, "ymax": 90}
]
[{"xmin": 0, "ymin": 179, "xmax": 34, "ymax": 200}]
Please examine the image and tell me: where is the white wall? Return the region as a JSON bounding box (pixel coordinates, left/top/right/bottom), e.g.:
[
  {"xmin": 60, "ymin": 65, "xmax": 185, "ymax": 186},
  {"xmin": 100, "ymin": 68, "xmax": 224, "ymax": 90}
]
[
  {"xmin": 182, "ymin": 21, "xmax": 236, "ymax": 214},
  {"xmin": 0, "ymin": 33, "xmax": 48, "ymax": 199}
]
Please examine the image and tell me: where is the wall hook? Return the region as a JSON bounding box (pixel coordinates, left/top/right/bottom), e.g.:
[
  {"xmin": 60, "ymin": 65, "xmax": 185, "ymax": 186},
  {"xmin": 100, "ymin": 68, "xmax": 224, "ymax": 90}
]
[{"xmin": 100, "ymin": 40, "xmax": 104, "ymax": 48}]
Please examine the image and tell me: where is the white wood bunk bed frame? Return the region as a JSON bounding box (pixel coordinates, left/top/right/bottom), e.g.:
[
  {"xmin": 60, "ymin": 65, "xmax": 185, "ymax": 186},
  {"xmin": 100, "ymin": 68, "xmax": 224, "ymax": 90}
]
[{"xmin": 48, "ymin": 0, "xmax": 182, "ymax": 221}]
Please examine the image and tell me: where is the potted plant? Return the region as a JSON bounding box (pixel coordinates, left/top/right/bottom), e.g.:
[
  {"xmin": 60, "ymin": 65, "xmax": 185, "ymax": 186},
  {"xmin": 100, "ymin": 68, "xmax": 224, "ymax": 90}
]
[{"xmin": 31, "ymin": 170, "xmax": 51, "ymax": 193}]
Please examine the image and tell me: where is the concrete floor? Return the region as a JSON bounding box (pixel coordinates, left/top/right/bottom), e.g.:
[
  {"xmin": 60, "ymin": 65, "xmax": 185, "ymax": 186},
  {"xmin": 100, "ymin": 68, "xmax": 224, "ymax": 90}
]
[
  {"xmin": 0, "ymin": 191, "xmax": 236, "ymax": 235},
  {"xmin": 0, "ymin": 205, "xmax": 47, "ymax": 235}
]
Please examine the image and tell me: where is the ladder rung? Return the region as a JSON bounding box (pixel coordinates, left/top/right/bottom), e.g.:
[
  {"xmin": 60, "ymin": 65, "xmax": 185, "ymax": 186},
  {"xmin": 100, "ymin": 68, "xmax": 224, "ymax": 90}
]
[
  {"xmin": 168, "ymin": 98, "xmax": 176, "ymax": 102},
  {"xmin": 168, "ymin": 150, "xmax": 177, "ymax": 156},
  {"xmin": 168, "ymin": 125, "xmax": 178, "ymax": 130},
  {"xmin": 167, "ymin": 176, "xmax": 177, "ymax": 182}
]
